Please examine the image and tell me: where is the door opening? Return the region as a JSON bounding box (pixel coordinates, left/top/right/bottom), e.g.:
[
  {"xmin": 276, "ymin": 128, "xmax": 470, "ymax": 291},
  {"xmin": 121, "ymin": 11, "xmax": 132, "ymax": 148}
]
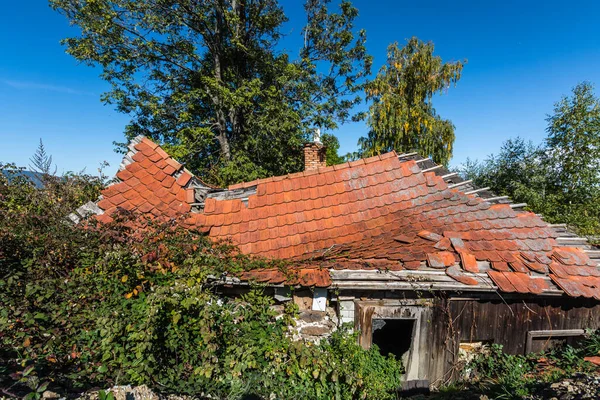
[{"xmin": 372, "ymin": 318, "xmax": 415, "ymax": 367}]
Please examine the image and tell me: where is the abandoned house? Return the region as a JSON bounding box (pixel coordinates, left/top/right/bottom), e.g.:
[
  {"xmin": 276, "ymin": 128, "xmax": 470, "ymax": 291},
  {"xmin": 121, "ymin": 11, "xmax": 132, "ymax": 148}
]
[{"xmin": 71, "ymin": 135, "xmax": 600, "ymax": 389}]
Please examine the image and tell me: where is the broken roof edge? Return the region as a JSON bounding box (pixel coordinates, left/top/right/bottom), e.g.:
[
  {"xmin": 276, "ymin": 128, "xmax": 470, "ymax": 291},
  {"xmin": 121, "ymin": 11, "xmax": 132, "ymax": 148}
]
[
  {"xmin": 69, "ymin": 135, "xmax": 222, "ymax": 223},
  {"xmin": 397, "ymin": 153, "xmax": 599, "ymax": 262}
]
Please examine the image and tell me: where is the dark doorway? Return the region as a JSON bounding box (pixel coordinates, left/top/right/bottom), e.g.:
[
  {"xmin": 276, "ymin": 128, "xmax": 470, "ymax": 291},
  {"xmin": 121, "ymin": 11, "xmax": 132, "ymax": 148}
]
[{"xmin": 372, "ymin": 318, "xmax": 415, "ymax": 360}]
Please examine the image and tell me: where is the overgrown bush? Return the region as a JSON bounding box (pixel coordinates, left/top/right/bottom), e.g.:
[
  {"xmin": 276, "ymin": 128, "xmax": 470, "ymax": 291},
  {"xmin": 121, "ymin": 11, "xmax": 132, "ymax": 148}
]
[
  {"xmin": 467, "ymin": 344, "xmax": 537, "ymax": 398},
  {"xmin": 463, "ymin": 332, "xmax": 600, "ymax": 399},
  {"xmin": 0, "ymin": 166, "xmax": 402, "ymax": 399}
]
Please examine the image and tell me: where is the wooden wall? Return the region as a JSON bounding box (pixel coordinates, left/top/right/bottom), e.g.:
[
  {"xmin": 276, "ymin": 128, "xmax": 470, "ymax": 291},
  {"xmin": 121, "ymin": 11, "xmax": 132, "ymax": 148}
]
[{"xmin": 354, "ymin": 293, "xmax": 600, "ymax": 388}]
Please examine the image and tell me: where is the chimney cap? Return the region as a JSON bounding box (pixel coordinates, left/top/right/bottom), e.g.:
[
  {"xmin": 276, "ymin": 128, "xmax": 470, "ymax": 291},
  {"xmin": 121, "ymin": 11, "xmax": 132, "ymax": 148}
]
[{"xmin": 313, "ymin": 128, "xmax": 322, "ymax": 144}]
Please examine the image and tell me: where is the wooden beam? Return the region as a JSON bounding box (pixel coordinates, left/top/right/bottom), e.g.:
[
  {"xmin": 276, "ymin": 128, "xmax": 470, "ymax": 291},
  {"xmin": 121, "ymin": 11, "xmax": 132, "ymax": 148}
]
[
  {"xmin": 331, "ymin": 281, "xmax": 497, "ymax": 292},
  {"xmin": 464, "ymin": 187, "xmax": 490, "ymax": 195},
  {"xmin": 448, "ymin": 180, "xmax": 473, "ymax": 189},
  {"xmin": 421, "ymin": 165, "xmax": 443, "ymax": 173},
  {"xmin": 441, "ymin": 172, "xmax": 458, "ymax": 179},
  {"xmin": 397, "ymin": 152, "xmax": 419, "ymax": 159},
  {"xmin": 332, "ymin": 281, "xmax": 564, "ymax": 295},
  {"xmin": 483, "ymin": 195, "xmax": 509, "ymax": 202},
  {"xmin": 510, "ymin": 203, "xmax": 528, "ymax": 209},
  {"xmin": 557, "ymin": 237, "xmax": 588, "ymax": 242}
]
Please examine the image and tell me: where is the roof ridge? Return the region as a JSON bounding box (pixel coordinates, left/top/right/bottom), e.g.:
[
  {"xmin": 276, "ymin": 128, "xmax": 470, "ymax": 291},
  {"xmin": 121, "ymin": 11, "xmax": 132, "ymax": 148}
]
[{"xmin": 227, "ymin": 151, "xmax": 399, "ymax": 191}]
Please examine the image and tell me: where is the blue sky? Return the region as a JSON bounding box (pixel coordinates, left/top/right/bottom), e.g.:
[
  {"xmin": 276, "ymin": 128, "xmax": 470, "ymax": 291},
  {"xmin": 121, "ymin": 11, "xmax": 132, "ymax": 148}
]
[{"xmin": 1, "ymin": 0, "xmax": 599, "ymax": 176}]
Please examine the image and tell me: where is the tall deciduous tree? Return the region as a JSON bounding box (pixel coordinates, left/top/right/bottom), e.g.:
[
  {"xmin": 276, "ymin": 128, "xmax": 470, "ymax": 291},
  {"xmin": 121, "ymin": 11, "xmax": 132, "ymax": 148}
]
[
  {"xmin": 50, "ymin": 0, "xmax": 371, "ymax": 185},
  {"xmin": 545, "ymin": 81, "xmax": 600, "ymax": 202},
  {"xmin": 358, "ymin": 38, "xmax": 464, "ymax": 165}
]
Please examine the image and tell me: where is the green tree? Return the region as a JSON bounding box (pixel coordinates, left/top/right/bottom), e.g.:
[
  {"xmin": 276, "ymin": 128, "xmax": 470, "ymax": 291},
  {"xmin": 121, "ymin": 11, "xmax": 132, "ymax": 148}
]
[
  {"xmin": 457, "ymin": 138, "xmax": 553, "ymax": 215},
  {"xmin": 544, "ymin": 82, "xmax": 600, "ymax": 235},
  {"xmin": 50, "ymin": 0, "xmax": 371, "ymax": 186},
  {"xmin": 358, "ymin": 37, "xmax": 464, "ymax": 165},
  {"xmin": 545, "ymin": 82, "xmax": 600, "ymax": 202},
  {"xmin": 321, "ymin": 133, "xmax": 344, "ymax": 165},
  {"xmin": 457, "ymin": 82, "xmax": 600, "ymax": 237}
]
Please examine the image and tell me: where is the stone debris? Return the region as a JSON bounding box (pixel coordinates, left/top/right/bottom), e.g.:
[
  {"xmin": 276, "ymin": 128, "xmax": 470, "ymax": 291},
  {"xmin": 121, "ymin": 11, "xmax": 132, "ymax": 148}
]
[
  {"xmin": 528, "ymin": 373, "xmax": 600, "ymax": 400},
  {"xmin": 73, "ymin": 385, "xmax": 207, "ymax": 400}
]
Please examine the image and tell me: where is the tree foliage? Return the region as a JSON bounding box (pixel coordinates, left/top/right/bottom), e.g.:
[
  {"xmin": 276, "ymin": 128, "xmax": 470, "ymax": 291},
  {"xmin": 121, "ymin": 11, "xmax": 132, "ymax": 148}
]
[
  {"xmin": 358, "ymin": 37, "xmax": 464, "ymax": 165},
  {"xmin": 457, "ymin": 82, "xmax": 600, "ymax": 237},
  {"xmin": 546, "ymin": 81, "xmax": 600, "ymax": 202},
  {"xmin": 321, "ymin": 133, "xmax": 345, "ymax": 166},
  {"xmin": 50, "ymin": 0, "xmax": 371, "ymax": 186}
]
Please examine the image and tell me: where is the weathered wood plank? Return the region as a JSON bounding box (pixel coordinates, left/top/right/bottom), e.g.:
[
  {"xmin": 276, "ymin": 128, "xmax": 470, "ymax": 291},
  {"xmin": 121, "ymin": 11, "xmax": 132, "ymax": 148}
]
[
  {"xmin": 421, "ymin": 165, "xmax": 443, "ymax": 173},
  {"xmin": 464, "ymin": 187, "xmax": 490, "ymax": 195},
  {"xmin": 448, "ymin": 180, "xmax": 473, "ymax": 189},
  {"xmin": 510, "ymin": 203, "xmax": 528, "ymax": 209},
  {"xmin": 482, "ymin": 195, "xmax": 509, "ymax": 202}
]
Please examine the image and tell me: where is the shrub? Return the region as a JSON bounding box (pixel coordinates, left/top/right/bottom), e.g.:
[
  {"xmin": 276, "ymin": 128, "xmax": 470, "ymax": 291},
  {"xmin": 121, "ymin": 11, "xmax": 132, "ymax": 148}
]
[
  {"xmin": 464, "ymin": 332, "xmax": 600, "ymax": 399},
  {"xmin": 0, "ymin": 167, "xmax": 402, "ymax": 399}
]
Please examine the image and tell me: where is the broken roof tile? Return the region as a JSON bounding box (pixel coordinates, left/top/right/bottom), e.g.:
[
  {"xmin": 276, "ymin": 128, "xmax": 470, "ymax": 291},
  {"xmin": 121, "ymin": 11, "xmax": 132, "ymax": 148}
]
[
  {"xmin": 488, "ymin": 270, "xmax": 516, "ymax": 292},
  {"xmin": 446, "ymin": 265, "xmax": 479, "ymax": 285},
  {"xmin": 459, "ymin": 252, "xmax": 479, "ymax": 273},
  {"xmin": 434, "ymin": 237, "xmax": 451, "ymax": 250},
  {"xmin": 427, "ymin": 251, "xmax": 456, "ymax": 269},
  {"xmin": 503, "ymin": 272, "xmax": 530, "ymax": 294},
  {"xmin": 527, "ymin": 276, "xmax": 550, "ymax": 294},
  {"xmin": 418, "ymin": 230, "xmax": 443, "ymax": 242}
]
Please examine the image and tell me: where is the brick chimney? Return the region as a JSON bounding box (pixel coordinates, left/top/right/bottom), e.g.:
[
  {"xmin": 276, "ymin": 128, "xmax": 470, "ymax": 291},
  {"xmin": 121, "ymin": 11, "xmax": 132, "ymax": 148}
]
[{"xmin": 304, "ymin": 129, "xmax": 326, "ymax": 171}]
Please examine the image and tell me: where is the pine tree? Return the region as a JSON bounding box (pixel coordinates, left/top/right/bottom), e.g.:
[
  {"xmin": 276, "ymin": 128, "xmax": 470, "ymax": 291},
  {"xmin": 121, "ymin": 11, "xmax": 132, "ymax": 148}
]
[{"xmin": 29, "ymin": 139, "xmax": 56, "ymax": 175}]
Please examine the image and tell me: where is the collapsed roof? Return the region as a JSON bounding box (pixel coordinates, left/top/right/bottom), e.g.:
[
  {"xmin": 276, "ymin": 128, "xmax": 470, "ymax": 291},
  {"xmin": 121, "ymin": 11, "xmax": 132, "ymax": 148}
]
[{"xmin": 82, "ymin": 136, "xmax": 600, "ymax": 298}]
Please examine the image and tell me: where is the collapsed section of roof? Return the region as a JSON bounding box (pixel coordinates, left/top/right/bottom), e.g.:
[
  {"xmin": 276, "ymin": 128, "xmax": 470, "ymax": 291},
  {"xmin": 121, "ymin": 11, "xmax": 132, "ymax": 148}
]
[{"xmin": 91, "ymin": 136, "xmax": 600, "ymax": 299}]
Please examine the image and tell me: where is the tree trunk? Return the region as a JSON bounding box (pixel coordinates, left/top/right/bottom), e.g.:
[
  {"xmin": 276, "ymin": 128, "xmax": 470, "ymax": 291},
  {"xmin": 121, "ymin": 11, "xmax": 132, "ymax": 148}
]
[{"xmin": 213, "ymin": 1, "xmax": 231, "ymax": 161}]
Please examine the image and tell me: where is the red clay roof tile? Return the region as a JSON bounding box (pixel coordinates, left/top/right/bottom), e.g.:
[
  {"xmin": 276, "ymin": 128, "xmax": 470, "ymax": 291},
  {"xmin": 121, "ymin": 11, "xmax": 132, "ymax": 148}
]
[
  {"xmin": 504, "ymin": 272, "xmax": 531, "ymax": 293},
  {"xmin": 93, "ymin": 137, "xmax": 599, "ymax": 294},
  {"xmin": 551, "ymin": 275, "xmax": 592, "ymax": 298},
  {"xmin": 527, "ymin": 277, "xmax": 549, "ymax": 294},
  {"xmin": 116, "ymin": 169, "xmax": 134, "ymax": 181},
  {"xmin": 434, "ymin": 237, "xmax": 451, "ymax": 250},
  {"xmin": 491, "ymin": 261, "xmax": 511, "ymax": 272},
  {"xmin": 427, "ymin": 251, "xmax": 456, "ymax": 268},
  {"xmin": 459, "ymin": 252, "xmax": 479, "ymax": 273},
  {"xmin": 446, "ymin": 265, "xmax": 478, "ymax": 285},
  {"xmin": 488, "ymin": 270, "xmax": 516, "ymax": 292},
  {"xmin": 393, "ymin": 234, "xmax": 415, "ymax": 244},
  {"xmin": 418, "ymin": 230, "xmax": 443, "ymax": 242},
  {"xmin": 509, "ymin": 260, "xmax": 529, "ymax": 273}
]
